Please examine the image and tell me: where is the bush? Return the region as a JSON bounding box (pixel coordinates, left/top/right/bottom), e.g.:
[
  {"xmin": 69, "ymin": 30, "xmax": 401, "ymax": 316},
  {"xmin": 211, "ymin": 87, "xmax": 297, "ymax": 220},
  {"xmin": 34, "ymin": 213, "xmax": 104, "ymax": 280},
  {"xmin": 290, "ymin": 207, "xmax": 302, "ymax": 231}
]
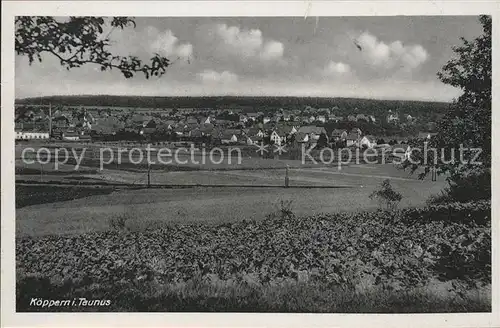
[
  {"xmin": 427, "ymin": 169, "xmax": 490, "ymax": 205},
  {"xmin": 369, "ymin": 179, "xmax": 403, "ymax": 210}
]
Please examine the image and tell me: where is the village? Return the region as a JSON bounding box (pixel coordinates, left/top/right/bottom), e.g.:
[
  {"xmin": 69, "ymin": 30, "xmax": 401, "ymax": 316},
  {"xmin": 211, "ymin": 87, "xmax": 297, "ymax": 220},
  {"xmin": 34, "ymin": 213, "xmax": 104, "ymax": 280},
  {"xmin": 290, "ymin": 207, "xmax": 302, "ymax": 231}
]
[{"xmin": 14, "ymin": 103, "xmax": 438, "ymax": 150}]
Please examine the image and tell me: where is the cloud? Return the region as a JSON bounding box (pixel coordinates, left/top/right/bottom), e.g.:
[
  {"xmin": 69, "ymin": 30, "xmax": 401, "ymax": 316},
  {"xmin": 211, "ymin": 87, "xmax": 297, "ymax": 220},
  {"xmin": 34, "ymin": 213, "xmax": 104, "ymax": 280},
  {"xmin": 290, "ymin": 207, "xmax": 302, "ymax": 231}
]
[
  {"xmin": 148, "ymin": 28, "xmax": 193, "ymax": 59},
  {"xmin": 198, "ymin": 69, "xmax": 238, "ymax": 84},
  {"xmin": 357, "ymin": 32, "xmax": 429, "ymax": 70},
  {"xmin": 214, "ymin": 23, "xmax": 284, "ymax": 61},
  {"xmin": 323, "ymin": 61, "xmax": 351, "ymax": 76},
  {"xmin": 260, "ymin": 41, "xmax": 285, "ymax": 60}
]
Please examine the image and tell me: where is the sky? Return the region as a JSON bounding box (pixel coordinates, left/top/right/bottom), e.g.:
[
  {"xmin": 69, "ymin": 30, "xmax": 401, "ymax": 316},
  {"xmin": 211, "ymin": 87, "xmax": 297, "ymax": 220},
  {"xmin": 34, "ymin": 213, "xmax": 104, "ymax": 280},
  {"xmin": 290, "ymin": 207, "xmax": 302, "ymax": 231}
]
[{"xmin": 15, "ymin": 16, "xmax": 484, "ymax": 102}]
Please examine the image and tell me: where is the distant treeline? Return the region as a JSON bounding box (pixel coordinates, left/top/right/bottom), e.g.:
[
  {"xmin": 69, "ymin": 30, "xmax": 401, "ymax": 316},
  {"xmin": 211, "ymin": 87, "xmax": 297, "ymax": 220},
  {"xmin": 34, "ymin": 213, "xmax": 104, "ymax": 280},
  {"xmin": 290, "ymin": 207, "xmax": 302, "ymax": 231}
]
[{"xmin": 16, "ymin": 95, "xmax": 452, "ymax": 120}]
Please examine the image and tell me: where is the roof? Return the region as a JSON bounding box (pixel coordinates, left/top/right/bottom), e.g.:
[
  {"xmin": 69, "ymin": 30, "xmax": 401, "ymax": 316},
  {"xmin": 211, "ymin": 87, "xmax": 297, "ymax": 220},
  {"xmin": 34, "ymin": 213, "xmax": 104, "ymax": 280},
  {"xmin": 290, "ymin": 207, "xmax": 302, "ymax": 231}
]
[
  {"xmin": 331, "ymin": 129, "xmax": 347, "ymax": 136},
  {"xmin": 63, "ymin": 131, "xmax": 80, "ymax": 137},
  {"xmin": 274, "ymin": 125, "xmax": 295, "ymax": 135},
  {"xmin": 418, "ymin": 132, "xmax": 438, "ymax": 139},
  {"xmin": 191, "ymin": 129, "xmax": 203, "ymax": 138},
  {"xmin": 225, "ymin": 129, "xmax": 243, "ymax": 135},
  {"xmin": 297, "ymin": 126, "xmax": 326, "ymax": 135},
  {"xmin": 221, "ymin": 131, "xmax": 238, "ymax": 139},
  {"xmin": 200, "ymin": 123, "xmax": 214, "ymax": 133},
  {"xmin": 247, "ymin": 127, "xmax": 263, "ymax": 136},
  {"xmin": 346, "ymin": 133, "xmax": 359, "ymax": 140},
  {"xmin": 295, "ymin": 132, "xmax": 309, "ymax": 142}
]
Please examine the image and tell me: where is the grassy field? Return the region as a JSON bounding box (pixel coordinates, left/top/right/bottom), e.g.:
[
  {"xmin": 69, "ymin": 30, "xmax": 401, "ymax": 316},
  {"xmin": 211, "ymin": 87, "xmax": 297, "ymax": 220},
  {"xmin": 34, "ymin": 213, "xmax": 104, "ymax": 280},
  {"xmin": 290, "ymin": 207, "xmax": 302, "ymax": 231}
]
[
  {"xmin": 15, "ymin": 141, "xmax": 448, "ymax": 236},
  {"xmin": 16, "ymin": 164, "xmax": 446, "ymax": 236}
]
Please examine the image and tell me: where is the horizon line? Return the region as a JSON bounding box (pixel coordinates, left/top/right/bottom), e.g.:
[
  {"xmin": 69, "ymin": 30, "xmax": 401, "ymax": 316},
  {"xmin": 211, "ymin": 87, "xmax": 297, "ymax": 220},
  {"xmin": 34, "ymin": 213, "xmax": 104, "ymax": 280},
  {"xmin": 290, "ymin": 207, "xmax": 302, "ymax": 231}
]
[{"xmin": 15, "ymin": 94, "xmax": 454, "ymax": 104}]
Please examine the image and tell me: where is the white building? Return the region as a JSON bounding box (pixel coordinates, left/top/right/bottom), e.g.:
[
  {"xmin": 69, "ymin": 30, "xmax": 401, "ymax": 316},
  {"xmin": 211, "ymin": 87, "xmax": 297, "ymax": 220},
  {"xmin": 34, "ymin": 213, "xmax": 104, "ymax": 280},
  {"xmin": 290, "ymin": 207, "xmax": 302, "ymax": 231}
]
[{"xmin": 15, "ymin": 131, "xmax": 49, "ymax": 140}]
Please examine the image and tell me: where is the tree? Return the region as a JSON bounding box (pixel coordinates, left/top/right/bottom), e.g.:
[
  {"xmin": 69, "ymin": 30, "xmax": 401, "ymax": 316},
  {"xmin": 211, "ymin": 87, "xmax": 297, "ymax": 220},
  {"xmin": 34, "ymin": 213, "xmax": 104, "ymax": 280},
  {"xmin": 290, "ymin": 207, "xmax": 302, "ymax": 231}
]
[
  {"xmin": 15, "ymin": 16, "xmax": 170, "ymax": 79},
  {"xmin": 402, "ymin": 15, "xmax": 491, "ymax": 201},
  {"xmin": 316, "ymin": 132, "xmax": 328, "ymax": 149}
]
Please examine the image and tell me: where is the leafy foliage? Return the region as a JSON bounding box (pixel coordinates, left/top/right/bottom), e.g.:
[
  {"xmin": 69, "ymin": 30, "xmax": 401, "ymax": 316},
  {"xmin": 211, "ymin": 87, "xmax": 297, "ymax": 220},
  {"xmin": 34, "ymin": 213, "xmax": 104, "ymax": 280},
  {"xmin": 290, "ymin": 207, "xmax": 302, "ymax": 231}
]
[
  {"xmin": 16, "ymin": 201, "xmax": 490, "ymax": 311},
  {"xmin": 401, "ymin": 15, "xmax": 491, "ymax": 201},
  {"xmin": 15, "ymin": 16, "xmax": 170, "ymax": 79}
]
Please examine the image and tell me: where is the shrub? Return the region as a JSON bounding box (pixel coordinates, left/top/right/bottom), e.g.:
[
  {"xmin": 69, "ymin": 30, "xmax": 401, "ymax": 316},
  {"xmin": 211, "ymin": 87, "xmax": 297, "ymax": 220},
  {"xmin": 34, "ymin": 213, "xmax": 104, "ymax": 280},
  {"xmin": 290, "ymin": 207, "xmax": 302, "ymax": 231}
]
[
  {"xmin": 109, "ymin": 213, "xmax": 131, "ymax": 231},
  {"xmin": 369, "ymin": 179, "xmax": 403, "ymax": 210},
  {"xmin": 427, "ymin": 169, "xmax": 490, "ymax": 205},
  {"xmin": 266, "ymin": 199, "xmax": 295, "ymax": 221}
]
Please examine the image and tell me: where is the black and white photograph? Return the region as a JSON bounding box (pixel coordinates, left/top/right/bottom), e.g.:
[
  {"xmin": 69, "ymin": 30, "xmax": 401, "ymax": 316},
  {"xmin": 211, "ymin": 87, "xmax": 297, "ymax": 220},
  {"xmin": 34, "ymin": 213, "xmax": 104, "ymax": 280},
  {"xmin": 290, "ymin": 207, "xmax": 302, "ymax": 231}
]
[{"xmin": 1, "ymin": 1, "xmax": 499, "ymax": 326}]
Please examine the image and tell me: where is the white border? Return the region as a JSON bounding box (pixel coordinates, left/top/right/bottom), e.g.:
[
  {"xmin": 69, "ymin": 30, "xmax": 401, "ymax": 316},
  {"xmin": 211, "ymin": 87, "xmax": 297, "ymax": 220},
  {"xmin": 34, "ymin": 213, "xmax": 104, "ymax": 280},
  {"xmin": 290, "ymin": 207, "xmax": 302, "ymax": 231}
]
[{"xmin": 2, "ymin": 1, "xmax": 499, "ymax": 327}]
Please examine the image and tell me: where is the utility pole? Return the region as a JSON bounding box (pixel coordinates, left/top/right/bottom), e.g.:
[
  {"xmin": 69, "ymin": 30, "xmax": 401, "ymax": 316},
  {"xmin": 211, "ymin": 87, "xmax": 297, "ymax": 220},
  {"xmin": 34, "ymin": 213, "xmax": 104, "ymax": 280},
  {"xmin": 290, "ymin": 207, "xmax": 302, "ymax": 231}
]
[
  {"xmin": 147, "ymin": 162, "xmax": 151, "ymax": 188},
  {"xmin": 285, "ymin": 165, "xmax": 289, "ymax": 188},
  {"xmin": 49, "ymin": 103, "xmax": 52, "ymax": 138}
]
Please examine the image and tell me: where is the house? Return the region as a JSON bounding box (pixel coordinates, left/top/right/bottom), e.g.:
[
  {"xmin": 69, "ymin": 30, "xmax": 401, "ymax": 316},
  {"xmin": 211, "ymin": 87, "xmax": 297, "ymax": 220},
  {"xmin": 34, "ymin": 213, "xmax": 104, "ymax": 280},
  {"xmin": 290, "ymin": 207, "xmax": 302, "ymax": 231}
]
[
  {"xmin": 269, "ymin": 130, "xmax": 287, "ymax": 145},
  {"xmin": 248, "ymin": 127, "xmax": 265, "ymax": 138},
  {"xmin": 247, "ymin": 113, "xmax": 260, "ymax": 121},
  {"xmin": 62, "ymin": 130, "xmax": 80, "ymax": 141},
  {"xmin": 355, "ymin": 114, "xmax": 367, "ymax": 122},
  {"xmin": 53, "ymin": 116, "xmax": 69, "ymax": 128},
  {"xmin": 309, "ymin": 115, "xmax": 316, "ymax": 122},
  {"xmin": 294, "ymin": 132, "xmax": 309, "ymax": 143},
  {"xmin": 318, "ymin": 108, "xmax": 331, "ymax": 115},
  {"xmin": 387, "ymin": 113, "xmax": 400, "ymax": 124},
  {"xmin": 369, "ymin": 115, "xmax": 376, "ymax": 123},
  {"xmin": 164, "ymin": 120, "xmax": 176, "ymax": 129},
  {"xmin": 346, "ymin": 132, "xmax": 360, "ymax": 147},
  {"xmin": 263, "ymin": 117, "xmax": 271, "ymax": 124},
  {"xmin": 78, "ymin": 133, "xmax": 92, "ymax": 142},
  {"xmin": 190, "ymin": 129, "xmax": 203, "ymax": 138},
  {"xmin": 297, "ymin": 126, "xmax": 328, "ymax": 142},
  {"xmin": 405, "ymin": 114, "xmax": 417, "ymax": 124},
  {"xmin": 15, "ymin": 130, "xmax": 50, "ymax": 140},
  {"xmin": 200, "ymin": 123, "xmax": 214, "ymax": 135},
  {"xmin": 350, "ymin": 128, "xmax": 363, "ymax": 136},
  {"xmin": 215, "ymin": 119, "xmax": 232, "ymax": 126},
  {"xmin": 174, "ymin": 125, "xmax": 186, "ymax": 136},
  {"xmin": 347, "ymin": 115, "xmax": 357, "ymax": 122},
  {"xmin": 359, "ymin": 135, "xmax": 376, "ymax": 148},
  {"xmin": 246, "ymin": 136, "xmax": 257, "ymax": 145},
  {"xmin": 177, "ymin": 108, "xmax": 195, "ymax": 115},
  {"xmin": 331, "ymin": 129, "xmax": 348, "ymax": 140},
  {"xmin": 317, "ymin": 115, "xmax": 326, "ymax": 123},
  {"xmin": 186, "ymin": 117, "xmax": 198, "ymax": 125},
  {"xmin": 329, "ymin": 115, "xmax": 343, "ymax": 123},
  {"xmin": 239, "ymin": 115, "xmax": 248, "ymax": 123},
  {"xmin": 141, "ymin": 126, "xmax": 156, "ymax": 136},
  {"xmin": 221, "ymin": 131, "xmax": 239, "ymax": 144},
  {"xmin": 199, "ymin": 116, "xmax": 212, "ymax": 124},
  {"xmin": 418, "ymin": 132, "xmax": 438, "ymax": 140}
]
